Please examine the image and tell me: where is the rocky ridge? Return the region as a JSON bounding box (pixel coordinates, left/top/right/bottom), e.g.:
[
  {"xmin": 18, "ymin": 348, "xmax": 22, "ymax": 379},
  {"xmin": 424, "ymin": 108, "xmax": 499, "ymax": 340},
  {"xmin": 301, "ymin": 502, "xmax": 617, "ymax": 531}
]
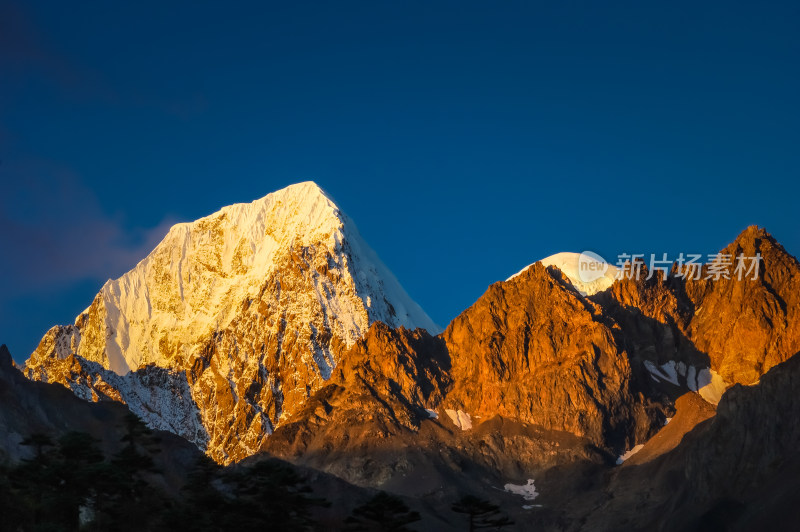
[
  {"xmin": 23, "ymin": 188, "xmax": 800, "ymax": 479},
  {"xmin": 12, "ymin": 211, "xmax": 800, "ymax": 530}
]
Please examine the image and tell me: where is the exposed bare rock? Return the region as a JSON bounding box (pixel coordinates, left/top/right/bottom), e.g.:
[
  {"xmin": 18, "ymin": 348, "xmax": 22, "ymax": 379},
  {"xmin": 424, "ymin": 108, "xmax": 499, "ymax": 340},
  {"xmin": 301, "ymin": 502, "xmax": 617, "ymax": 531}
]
[
  {"xmin": 442, "ymin": 263, "xmax": 663, "ymax": 450},
  {"xmin": 592, "ymin": 269, "xmax": 700, "ymax": 364},
  {"xmin": 593, "ymin": 226, "xmax": 800, "ymax": 399},
  {"xmin": 331, "ymin": 323, "xmax": 451, "ymax": 420},
  {"xmin": 263, "ymin": 323, "xmax": 448, "ymax": 456},
  {"xmin": 683, "ymin": 226, "xmax": 800, "ymax": 385},
  {"xmin": 22, "ymin": 216, "xmax": 800, "ymax": 496}
]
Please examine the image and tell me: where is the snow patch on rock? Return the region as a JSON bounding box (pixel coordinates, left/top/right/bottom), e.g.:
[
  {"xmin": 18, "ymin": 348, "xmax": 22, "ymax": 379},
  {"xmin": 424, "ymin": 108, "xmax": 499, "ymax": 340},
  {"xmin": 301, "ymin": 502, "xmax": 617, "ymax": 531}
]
[
  {"xmin": 616, "ymin": 444, "xmax": 644, "ymax": 465},
  {"xmin": 504, "ymin": 479, "xmax": 539, "ymax": 500},
  {"xmin": 696, "ymin": 368, "xmax": 729, "ymax": 405},
  {"xmin": 445, "ymin": 409, "xmax": 472, "ymax": 430},
  {"xmin": 645, "ymin": 360, "xmax": 730, "ymax": 405}
]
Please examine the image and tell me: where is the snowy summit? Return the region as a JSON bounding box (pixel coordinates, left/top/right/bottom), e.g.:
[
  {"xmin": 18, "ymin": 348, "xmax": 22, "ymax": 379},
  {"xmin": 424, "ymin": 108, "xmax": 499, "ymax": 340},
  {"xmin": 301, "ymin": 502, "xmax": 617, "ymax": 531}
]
[
  {"xmin": 32, "ymin": 181, "xmax": 440, "ymax": 375},
  {"xmin": 26, "ymin": 181, "xmax": 440, "ymax": 462},
  {"xmin": 509, "ymin": 252, "xmax": 619, "ymax": 296}
]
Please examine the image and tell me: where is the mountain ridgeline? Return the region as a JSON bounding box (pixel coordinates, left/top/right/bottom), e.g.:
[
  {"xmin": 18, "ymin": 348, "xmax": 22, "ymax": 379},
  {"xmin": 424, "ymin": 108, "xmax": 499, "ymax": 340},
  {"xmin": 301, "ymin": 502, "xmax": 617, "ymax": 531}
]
[{"xmin": 11, "ymin": 182, "xmax": 800, "ymax": 530}]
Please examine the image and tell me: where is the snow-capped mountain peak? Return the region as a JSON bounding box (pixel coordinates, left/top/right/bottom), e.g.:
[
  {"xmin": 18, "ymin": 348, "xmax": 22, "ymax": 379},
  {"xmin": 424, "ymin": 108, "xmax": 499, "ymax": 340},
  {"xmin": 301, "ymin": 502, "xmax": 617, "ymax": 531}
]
[
  {"xmin": 59, "ymin": 181, "xmax": 437, "ymax": 374},
  {"xmin": 508, "ymin": 252, "xmax": 619, "ymax": 296},
  {"xmin": 26, "ymin": 181, "xmax": 439, "ymax": 462}
]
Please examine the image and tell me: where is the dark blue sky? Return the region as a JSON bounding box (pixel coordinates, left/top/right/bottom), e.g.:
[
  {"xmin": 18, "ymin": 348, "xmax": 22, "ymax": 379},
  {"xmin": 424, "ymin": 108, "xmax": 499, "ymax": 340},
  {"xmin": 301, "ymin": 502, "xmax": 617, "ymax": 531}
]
[{"xmin": 2, "ymin": 0, "xmax": 799, "ymax": 361}]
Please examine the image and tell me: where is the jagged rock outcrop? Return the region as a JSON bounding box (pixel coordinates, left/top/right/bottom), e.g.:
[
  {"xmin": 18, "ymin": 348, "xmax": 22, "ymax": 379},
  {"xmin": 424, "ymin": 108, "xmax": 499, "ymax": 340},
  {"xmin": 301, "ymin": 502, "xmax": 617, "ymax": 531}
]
[
  {"xmin": 262, "ymin": 324, "xmax": 607, "ymax": 499},
  {"xmin": 442, "ymin": 262, "xmax": 663, "ymax": 451},
  {"xmin": 590, "ymin": 268, "xmax": 724, "ymax": 403},
  {"xmin": 264, "ymin": 323, "xmax": 449, "ymax": 455},
  {"xmin": 683, "ymin": 226, "xmax": 800, "ymax": 385},
  {"xmin": 593, "ymin": 226, "xmax": 800, "ymax": 401}
]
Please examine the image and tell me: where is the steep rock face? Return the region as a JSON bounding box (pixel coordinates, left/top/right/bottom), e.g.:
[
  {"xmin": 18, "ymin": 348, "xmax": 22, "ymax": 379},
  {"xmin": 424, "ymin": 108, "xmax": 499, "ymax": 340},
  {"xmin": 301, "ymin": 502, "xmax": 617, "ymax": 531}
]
[
  {"xmin": 593, "ymin": 226, "xmax": 800, "ymax": 395},
  {"xmin": 593, "ymin": 273, "xmax": 696, "ymax": 364},
  {"xmin": 25, "ymin": 182, "xmax": 438, "ymax": 463},
  {"xmin": 683, "ymin": 226, "xmax": 800, "ymax": 385},
  {"xmin": 590, "ymin": 270, "xmax": 720, "ymax": 404},
  {"xmin": 261, "ymin": 324, "xmax": 605, "ymax": 498},
  {"xmin": 442, "ymin": 263, "xmax": 661, "ymax": 450},
  {"xmin": 265, "ymin": 323, "xmax": 449, "ymax": 457},
  {"xmin": 330, "ymin": 323, "xmax": 451, "ymax": 423},
  {"xmin": 260, "ymin": 324, "xmax": 450, "ymax": 488}
]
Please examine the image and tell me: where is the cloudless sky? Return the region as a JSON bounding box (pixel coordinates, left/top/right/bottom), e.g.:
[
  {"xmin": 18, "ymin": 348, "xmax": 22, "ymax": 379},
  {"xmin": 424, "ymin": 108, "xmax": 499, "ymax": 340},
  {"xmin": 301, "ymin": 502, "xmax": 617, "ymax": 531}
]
[{"xmin": 1, "ymin": 0, "xmax": 799, "ymax": 362}]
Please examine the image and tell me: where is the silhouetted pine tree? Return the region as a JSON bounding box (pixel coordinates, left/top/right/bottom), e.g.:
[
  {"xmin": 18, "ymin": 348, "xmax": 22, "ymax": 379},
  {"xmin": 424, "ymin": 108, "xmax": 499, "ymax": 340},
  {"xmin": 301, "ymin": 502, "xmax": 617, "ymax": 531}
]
[
  {"xmin": 113, "ymin": 412, "xmax": 159, "ymax": 475},
  {"xmin": 9, "ymin": 432, "xmax": 105, "ymax": 531},
  {"xmin": 223, "ymin": 459, "xmax": 329, "ymax": 531},
  {"xmin": 451, "ymin": 495, "xmax": 514, "ymax": 531},
  {"xmin": 11, "ymin": 433, "xmax": 56, "ymax": 528},
  {"xmin": 0, "ymin": 463, "xmax": 25, "ymax": 532},
  {"xmin": 2, "ymin": 425, "xmax": 331, "ymax": 531},
  {"xmin": 345, "ymin": 491, "xmax": 421, "ymax": 531},
  {"xmin": 50, "ymin": 431, "xmax": 106, "ymax": 529},
  {"xmin": 20, "ymin": 433, "xmax": 54, "ymax": 460},
  {"xmin": 88, "ymin": 414, "xmax": 168, "ymax": 531},
  {"xmin": 163, "ymin": 454, "xmax": 230, "ymax": 532}
]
